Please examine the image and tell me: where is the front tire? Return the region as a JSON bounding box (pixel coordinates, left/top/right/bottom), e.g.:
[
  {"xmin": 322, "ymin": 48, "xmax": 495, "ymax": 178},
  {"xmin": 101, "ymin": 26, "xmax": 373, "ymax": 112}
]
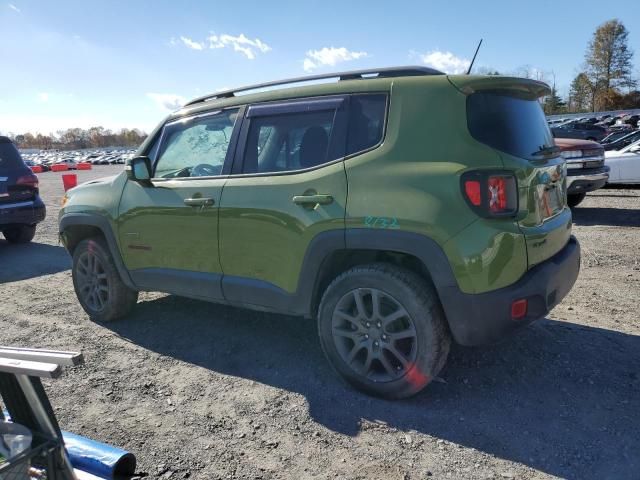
[
  {"xmin": 568, "ymin": 193, "xmax": 586, "ymax": 208},
  {"xmin": 72, "ymin": 237, "xmax": 138, "ymax": 322},
  {"xmin": 317, "ymin": 263, "xmax": 450, "ymax": 399},
  {"xmin": 3, "ymin": 225, "xmax": 36, "ymax": 243}
]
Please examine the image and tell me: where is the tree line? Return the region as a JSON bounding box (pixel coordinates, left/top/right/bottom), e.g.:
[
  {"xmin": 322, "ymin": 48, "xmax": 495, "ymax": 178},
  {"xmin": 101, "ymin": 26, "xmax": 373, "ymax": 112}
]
[{"xmin": 5, "ymin": 127, "xmax": 147, "ymax": 151}]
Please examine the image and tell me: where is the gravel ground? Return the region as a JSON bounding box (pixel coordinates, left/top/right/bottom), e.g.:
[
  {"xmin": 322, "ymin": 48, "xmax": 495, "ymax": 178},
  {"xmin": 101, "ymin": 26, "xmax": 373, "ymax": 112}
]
[{"xmin": 1, "ymin": 166, "xmax": 639, "ymax": 480}]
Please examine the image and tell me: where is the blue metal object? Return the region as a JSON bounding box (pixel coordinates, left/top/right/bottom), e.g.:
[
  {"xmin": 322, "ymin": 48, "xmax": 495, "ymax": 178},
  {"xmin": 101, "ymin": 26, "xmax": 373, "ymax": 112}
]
[
  {"xmin": 2, "ymin": 411, "xmax": 135, "ymax": 479},
  {"xmin": 62, "ymin": 431, "xmax": 136, "ymax": 479}
]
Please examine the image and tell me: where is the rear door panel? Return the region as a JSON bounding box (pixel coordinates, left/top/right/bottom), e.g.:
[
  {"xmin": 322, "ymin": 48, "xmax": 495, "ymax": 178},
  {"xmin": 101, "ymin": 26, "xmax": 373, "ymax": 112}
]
[
  {"xmin": 218, "ymin": 96, "xmax": 348, "ymax": 304},
  {"xmin": 219, "ymin": 164, "xmax": 347, "ymax": 296}
]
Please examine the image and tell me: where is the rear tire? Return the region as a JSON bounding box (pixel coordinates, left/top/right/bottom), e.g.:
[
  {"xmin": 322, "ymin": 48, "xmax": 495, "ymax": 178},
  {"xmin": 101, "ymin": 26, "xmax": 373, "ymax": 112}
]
[
  {"xmin": 568, "ymin": 193, "xmax": 586, "ymax": 208},
  {"xmin": 72, "ymin": 237, "xmax": 138, "ymax": 322},
  {"xmin": 317, "ymin": 263, "xmax": 450, "ymax": 399},
  {"xmin": 3, "ymin": 225, "xmax": 36, "ymax": 244}
]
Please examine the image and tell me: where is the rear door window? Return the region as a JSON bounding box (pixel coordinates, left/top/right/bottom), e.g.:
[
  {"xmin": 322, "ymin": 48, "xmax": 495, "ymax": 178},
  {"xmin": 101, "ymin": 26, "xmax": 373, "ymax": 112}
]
[
  {"xmin": 239, "ymin": 97, "xmax": 348, "ymax": 174},
  {"xmin": 244, "ymin": 110, "xmax": 335, "ymax": 174},
  {"xmin": 346, "ymin": 94, "xmax": 387, "ymax": 156},
  {"xmin": 467, "ymin": 92, "xmax": 555, "ymax": 159}
]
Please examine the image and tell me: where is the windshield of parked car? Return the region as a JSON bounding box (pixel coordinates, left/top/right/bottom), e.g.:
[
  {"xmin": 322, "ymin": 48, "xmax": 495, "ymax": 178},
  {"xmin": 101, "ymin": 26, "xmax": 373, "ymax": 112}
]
[
  {"xmin": 623, "ymin": 139, "xmax": 640, "ymax": 153},
  {"xmin": 467, "ymin": 91, "xmax": 555, "ymax": 159}
]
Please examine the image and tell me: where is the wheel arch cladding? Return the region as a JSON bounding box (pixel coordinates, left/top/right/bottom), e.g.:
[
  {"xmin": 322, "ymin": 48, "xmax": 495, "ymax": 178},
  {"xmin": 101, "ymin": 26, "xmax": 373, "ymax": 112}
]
[
  {"xmin": 59, "ymin": 213, "xmax": 136, "ymax": 289},
  {"xmin": 303, "ymin": 229, "xmax": 459, "ymax": 317}
]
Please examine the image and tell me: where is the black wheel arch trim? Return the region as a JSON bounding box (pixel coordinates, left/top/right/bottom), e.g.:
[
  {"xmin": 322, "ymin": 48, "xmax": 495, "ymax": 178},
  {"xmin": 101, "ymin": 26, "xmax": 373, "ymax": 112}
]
[
  {"xmin": 291, "ymin": 228, "xmax": 459, "ymax": 316},
  {"xmin": 223, "ymin": 229, "xmax": 460, "ymax": 319},
  {"xmin": 59, "ymin": 213, "xmax": 137, "ymax": 289}
]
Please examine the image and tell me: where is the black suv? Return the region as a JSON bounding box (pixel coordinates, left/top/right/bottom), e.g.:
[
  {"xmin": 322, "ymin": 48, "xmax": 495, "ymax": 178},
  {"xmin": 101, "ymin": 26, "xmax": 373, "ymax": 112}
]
[{"xmin": 0, "ymin": 137, "xmax": 46, "ymax": 243}]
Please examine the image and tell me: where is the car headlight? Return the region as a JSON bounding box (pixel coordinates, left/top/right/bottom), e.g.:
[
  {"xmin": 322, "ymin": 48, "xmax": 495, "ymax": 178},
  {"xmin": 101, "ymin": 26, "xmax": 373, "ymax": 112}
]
[
  {"xmin": 561, "ymin": 150, "xmax": 583, "ymax": 159},
  {"xmin": 61, "ymin": 193, "xmax": 68, "ymax": 207}
]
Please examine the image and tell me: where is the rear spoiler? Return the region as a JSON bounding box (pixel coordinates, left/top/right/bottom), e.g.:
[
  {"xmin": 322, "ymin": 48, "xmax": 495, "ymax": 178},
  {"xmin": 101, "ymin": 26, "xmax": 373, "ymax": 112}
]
[{"xmin": 447, "ymin": 75, "xmax": 551, "ymax": 100}]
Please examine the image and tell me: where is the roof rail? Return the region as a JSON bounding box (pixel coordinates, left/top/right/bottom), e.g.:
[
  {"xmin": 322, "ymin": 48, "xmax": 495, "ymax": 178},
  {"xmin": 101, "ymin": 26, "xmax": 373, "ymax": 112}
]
[{"xmin": 184, "ymin": 65, "xmax": 443, "ymax": 107}]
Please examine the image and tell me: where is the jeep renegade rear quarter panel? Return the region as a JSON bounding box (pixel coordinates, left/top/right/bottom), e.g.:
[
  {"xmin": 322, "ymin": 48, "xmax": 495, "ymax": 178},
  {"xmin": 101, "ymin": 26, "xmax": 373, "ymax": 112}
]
[{"xmin": 344, "ymin": 76, "xmax": 528, "ymax": 294}]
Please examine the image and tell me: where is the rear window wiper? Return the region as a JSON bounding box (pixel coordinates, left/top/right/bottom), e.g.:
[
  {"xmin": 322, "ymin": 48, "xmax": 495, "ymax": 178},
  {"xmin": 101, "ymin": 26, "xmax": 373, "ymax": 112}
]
[{"xmin": 531, "ymin": 145, "xmax": 561, "ymax": 157}]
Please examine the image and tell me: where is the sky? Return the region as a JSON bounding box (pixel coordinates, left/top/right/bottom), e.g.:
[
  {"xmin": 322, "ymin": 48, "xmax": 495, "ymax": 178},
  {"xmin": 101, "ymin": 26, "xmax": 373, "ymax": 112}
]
[{"xmin": 1, "ymin": 0, "xmax": 639, "ymax": 135}]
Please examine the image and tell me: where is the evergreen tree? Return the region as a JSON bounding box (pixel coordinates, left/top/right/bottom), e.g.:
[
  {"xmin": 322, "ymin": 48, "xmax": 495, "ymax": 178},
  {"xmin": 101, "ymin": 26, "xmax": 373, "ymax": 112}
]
[
  {"xmin": 569, "ymin": 72, "xmax": 595, "ymax": 112},
  {"xmin": 544, "ymin": 86, "xmax": 566, "ymax": 115}
]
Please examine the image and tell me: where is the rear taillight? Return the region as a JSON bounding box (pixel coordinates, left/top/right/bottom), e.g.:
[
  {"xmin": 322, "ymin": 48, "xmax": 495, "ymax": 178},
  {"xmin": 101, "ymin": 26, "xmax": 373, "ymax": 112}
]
[
  {"xmin": 488, "ymin": 176, "xmax": 509, "ymax": 213},
  {"xmin": 16, "ymin": 174, "xmax": 39, "ymax": 189},
  {"xmin": 461, "ymin": 171, "xmax": 518, "ymax": 217},
  {"xmin": 464, "ymin": 180, "xmax": 482, "ymax": 206}
]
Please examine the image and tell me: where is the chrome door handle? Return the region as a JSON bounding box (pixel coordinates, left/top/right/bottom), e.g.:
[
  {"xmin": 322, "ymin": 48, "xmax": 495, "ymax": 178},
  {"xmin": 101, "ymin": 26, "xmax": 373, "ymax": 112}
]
[
  {"xmin": 184, "ymin": 197, "xmax": 215, "ymax": 207},
  {"xmin": 292, "ymin": 194, "xmax": 333, "ymax": 206}
]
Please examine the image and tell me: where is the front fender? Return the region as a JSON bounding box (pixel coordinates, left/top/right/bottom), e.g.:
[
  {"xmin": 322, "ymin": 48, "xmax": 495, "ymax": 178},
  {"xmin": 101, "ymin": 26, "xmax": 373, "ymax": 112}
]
[{"xmin": 59, "ymin": 213, "xmax": 136, "ymax": 290}]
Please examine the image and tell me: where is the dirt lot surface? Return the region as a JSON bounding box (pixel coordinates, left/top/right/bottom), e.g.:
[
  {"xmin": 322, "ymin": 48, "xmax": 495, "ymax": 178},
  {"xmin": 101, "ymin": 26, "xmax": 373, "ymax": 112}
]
[{"xmin": 1, "ymin": 166, "xmax": 639, "ymax": 480}]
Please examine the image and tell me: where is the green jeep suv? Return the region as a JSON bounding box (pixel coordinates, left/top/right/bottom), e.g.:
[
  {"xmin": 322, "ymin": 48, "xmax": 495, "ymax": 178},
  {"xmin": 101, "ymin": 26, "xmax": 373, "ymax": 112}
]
[{"xmin": 59, "ymin": 67, "xmax": 580, "ymax": 399}]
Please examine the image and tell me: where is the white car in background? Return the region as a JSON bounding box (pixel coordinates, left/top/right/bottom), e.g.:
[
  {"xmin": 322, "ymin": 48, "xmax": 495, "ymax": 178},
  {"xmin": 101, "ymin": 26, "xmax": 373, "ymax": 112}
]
[
  {"xmin": 55, "ymin": 158, "xmax": 78, "ymax": 170},
  {"xmin": 605, "ymin": 139, "xmax": 640, "ymax": 184}
]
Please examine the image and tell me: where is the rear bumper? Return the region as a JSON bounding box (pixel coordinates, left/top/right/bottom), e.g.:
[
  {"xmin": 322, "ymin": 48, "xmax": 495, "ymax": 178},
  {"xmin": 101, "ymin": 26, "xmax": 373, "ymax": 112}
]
[
  {"xmin": 567, "ymin": 166, "xmax": 609, "ymax": 194},
  {"xmin": 439, "ymin": 236, "xmax": 580, "ymax": 346},
  {"xmin": 0, "ymin": 197, "xmax": 46, "ymax": 227}
]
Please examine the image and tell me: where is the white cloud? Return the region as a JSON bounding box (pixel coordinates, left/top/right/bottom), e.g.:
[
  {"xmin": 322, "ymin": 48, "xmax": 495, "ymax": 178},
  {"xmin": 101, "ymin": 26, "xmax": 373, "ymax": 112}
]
[
  {"xmin": 37, "ymin": 92, "xmax": 49, "ymax": 102},
  {"xmin": 180, "ymin": 36, "xmax": 205, "ymax": 51},
  {"xmin": 8, "ymin": 3, "xmax": 20, "ymax": 12},
  {"xmin": 147, "ymin": 93, "xmax": 186, "ymax": 111},
  {"xmin": 419, "ymin": 50, "xmax": 470, "ymax": 74},
  {"xmin": 303, "ymin": 47, "xmax": 368, "ymax": 72},
  {"xmin": 212, "ymin": 33, "xmax": 271, "ymax": 59},
  {"xmin": 175, "ymin": 32, "xmax": 271, "ymax": 60}
]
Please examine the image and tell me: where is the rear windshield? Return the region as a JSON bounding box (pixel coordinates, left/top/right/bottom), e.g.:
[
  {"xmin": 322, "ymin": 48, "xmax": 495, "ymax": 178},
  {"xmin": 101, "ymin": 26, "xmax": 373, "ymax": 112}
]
[
  {"xmin": 467, "ymin": 92, "xmax": 554, "ymax": 159},
  {"xmin": 0, "ymin": 142, "xmax": 26, "ymax": 172}
]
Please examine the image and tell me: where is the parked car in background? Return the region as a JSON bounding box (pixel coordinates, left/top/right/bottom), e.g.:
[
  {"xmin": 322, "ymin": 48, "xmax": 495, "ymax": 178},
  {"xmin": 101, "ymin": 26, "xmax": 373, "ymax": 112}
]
[
  {"xmin": 552, "ymin": 121, "xmax": 608, "ymax": 142},
  {"xmin": 556, "ymin": 138, "xmax": 609, "ymax": 207},
  {"xmin": 600, "ymin": 117, "xmax": 619, "ymax": 127},
  {"xmin": 602, "ymin": 129, "xmax": 640, "ymax": 151},
  {"xmin": 605, "ymin": 139, "xmax": 640, "ymax": 184},
  {"xmin": 602, "ymin": 130, "xmax": 633, "ymax": 145},
  {"xmin": 617, "ymin": 114, "xmax": 640, "ymax": 127},
  {"xmin": 55, "ymin": 158, "xmax": 78, "ymax": 170},
  {"xmin": 0, "ymin": 136, "xmax": 46, "ymax": 243}
]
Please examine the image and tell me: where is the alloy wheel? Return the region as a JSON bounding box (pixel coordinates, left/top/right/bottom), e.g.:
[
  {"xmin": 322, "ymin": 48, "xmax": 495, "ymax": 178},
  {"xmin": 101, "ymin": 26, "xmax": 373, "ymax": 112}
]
[
  {"xmin": 331, "ymin": 288, "xmax": 418, "ymax": 382},
  {"xmin": 76, "ymin": 250, "xmax": 109, "ymax": 312}
]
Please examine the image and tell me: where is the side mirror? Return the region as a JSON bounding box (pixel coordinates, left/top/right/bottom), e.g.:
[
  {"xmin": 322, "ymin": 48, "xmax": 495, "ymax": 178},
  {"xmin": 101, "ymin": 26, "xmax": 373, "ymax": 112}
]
[{"xmin": 126, "ymin": 156, "xmax": 153, "ymax": 185}]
